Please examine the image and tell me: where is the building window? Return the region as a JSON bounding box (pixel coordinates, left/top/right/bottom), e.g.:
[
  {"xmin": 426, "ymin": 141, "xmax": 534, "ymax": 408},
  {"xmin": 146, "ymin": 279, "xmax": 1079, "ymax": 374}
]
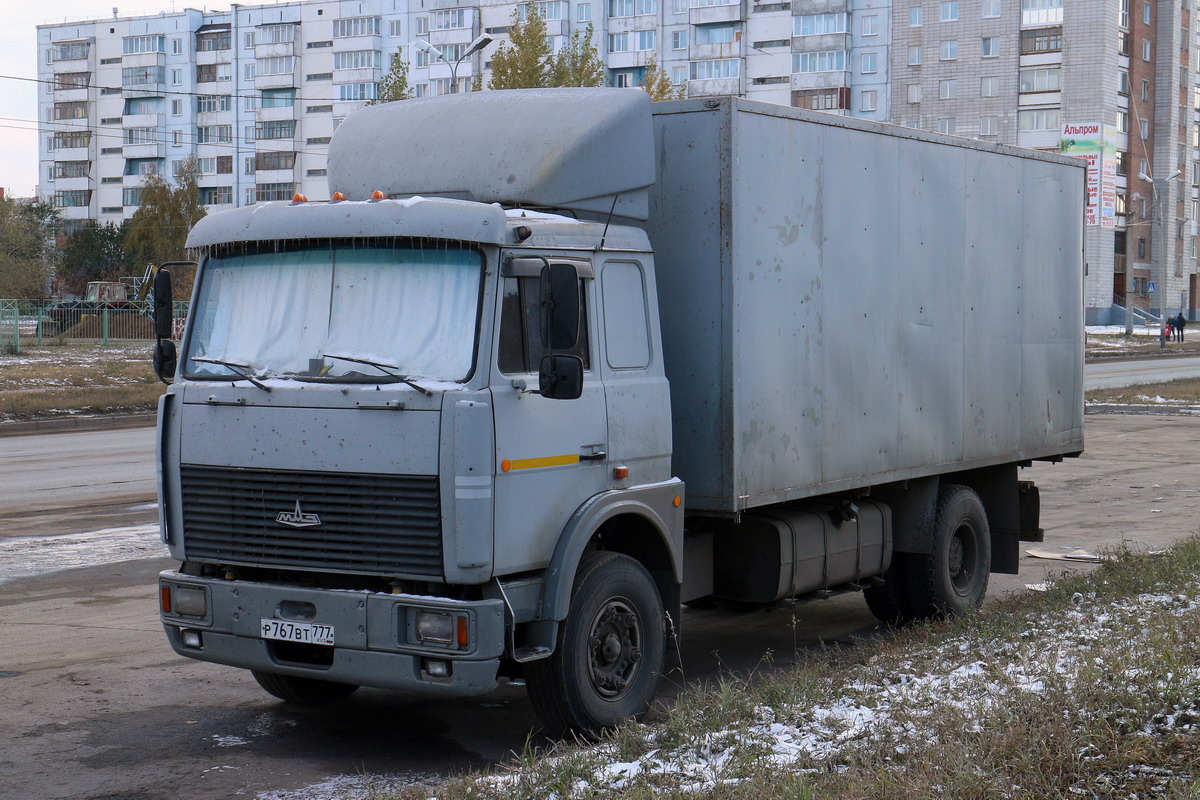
[
  {"xmin": 255, "ymin": 120, "xmax": 297, "ymax": 140},
  {"xmin": 910, "ymin": 6, "xmax": 923, "ymax": 25},
  {"xmin": 196, "ymin": 30, "xmax": 231, "ymax": 51},
  {"xmin": 860, "ymin": 89, "xmax": 877, "ymax": 111},
  {"xmin": 53, "ymin": 101, "xmax": 87, "ymax": 120},
  {"xmin": 1119, "ymin": 0, "xmax": 1130, "ymax": 27},
  {"xmin": 862, "ymin": 14, "xmax": 878, "ymax": 35},
  {"xmin": 173, "ymin": 130, "xmax": 182, "ymax": 146},
  {"xmin": 609, "ymin": 0, "xmax": 658, "ymax": 16},
  {"xmin": 909, "ymin": 45, "xmax": 923, "ymax": 65},
  {"xmin": 941, "ymin": 0, "xmax": 959, "ymax": 20},
  {"xmin": 1144, "ymin": 0, "xmax": 1151, "ymax": 24},
  {"xmin": 1020, "ymin": 27, "xmax": 1062, "ymax": 54},
  {"xmin": 672, "ymin": 66, "xmax": 687, "ymax": 83},
  {"xmin": 982, "ymin": 0, "xmax": 1002, "ymax": 17},
  {"xmin": 256, "ymin": 182, "xmax": 296, "ymax": 202},
  {"xmin": 123, "ymin": 127, "xmax": 156, "ymax": 145},
  {"xmin": 1140, "ymin": 119, "xmax": 1150, "ymax": 139},
  {"xmin": 908, "ymin": 83, "xmax": 922, "ymax": 103},
  {"xmin": 261, "ymin": 88, "xmax": 296, "ymax": 108},
  {"xmin": 580, "ymin": 4, "xmax": 592, "ymax": 21},
  {"xmin": 334, "ymin": 50, "xmax": 381, "ymax": 69},
  {"xmin": 122, "ymin": 35, "xmax": 165, "ymax": 54},
  {"xmin": 861, "ymin": 52, "xmax": 878, "ymax": 73},
  {"xmin": 196, "ymin": 125, "xmax": 233, "ymax": 143},
  {"xmin": 940, "ymin": 40, "xmax": 958, "ymax": 60},
  {"xmin": 794, "ymin": 88, "xmax": 851, "ymax": 110},
  {"xmin": 794, "ymin": 13, "xmax": 850, "ymax": 35},
  {"xmin": 691, "ymin": 58, "xmax": 740, "ymax": 79},
  {"xmin": 200, "ymin": 186, "xmax": 233, "ymax": 205},
  {"xmin": 939, "ymin": 78, "xmax": 957, "ymax": 98},
  {"xmin": 793, "ymin": 51, "xmax": 848, "ymax": 73},
  {"xmin": 122, "ymin": 187, "xmax": 143, "ymax": 207},
  {"xmin": 1017, "ymin": 108, "xmax": 1060, "ymax": 130},
  {"xmin": 257, "ymin": 57, "xmax": 294, "ymax": 76},
  {"xmin": 334, "ymin": 17, "xmax": 381, "ymax": 36},
  {"xmin": 338, "ymin": 82, "xmax": 380, "ymax": 101},
  {"xmin": 1115, "ymin": 150, "xmax": 1127, "ymax": 176},
  {"xmin": 981, "ymin": 36, "xmax": 999, "ymax": 57},
  {"xmin": 1143, "ymin": 39, "xmax": 1151, "ymax": 61},
  {"xmin": 255, "ymin": 151, "xmax": 297, "ymax": 171},
  {"xmin": 695, "ymin": 24, "xmax": 735, "ymax": 44},
  {"xmin": 196, "ymin": 94, "xmax": 232, "ymax": 113},
  {"xmin": 1119, "ymin": 30, "xmax": 1131, "ymax": 55},
  {"xmin": 672, "ymin": 29, "xmax": 688, "ymax": 49},
  {"xmin": 1118, "ymin": 70, "xmax": 1130, "ymax": 95},
  {"xmin": 981, "ymin": 75, "xmax": 999, "ymax": 96},
  {"xmin": 938, "ymin": 118, "xmax": 957, "ymax": 134},
  {"xmin": 258, "ymin": 24, "xmax": 296, "ymax": 44},
  {"xmin": 980, "ymin": 116, "xmax": 998, "ymax": 135},
  {"xmin": 244, "ymin": 31, "xmax": 256, "ymax": 49},
  {"xmin": 52, "ymin": 161, "xmax": 89, "ymax": 179},
  {"xmin": 389, "ymin": 19, "xmax": 403, "ymax": 37},
  {"xmin": 1116, "ymin": 110, "xmax": 1128, "ymax": 132},
  {"xmin": 171, "ymin": 68, "xmax": 183, "ymax": 86},
  {"xmin": 1019, "ymin": 67, "xmax": 1061, "ymax": 92},
  {"xmin": 122, "ymin": 66, "xmax": 165, "ymax": 87},
  {"xmin": 54, "ymin": 41, "xmax": 91, "ymax": 61}
]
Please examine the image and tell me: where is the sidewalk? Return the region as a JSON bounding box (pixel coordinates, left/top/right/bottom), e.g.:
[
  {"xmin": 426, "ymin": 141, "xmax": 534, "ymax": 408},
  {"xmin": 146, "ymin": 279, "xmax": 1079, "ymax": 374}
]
[{"xmin": 0, "ymin": 412, "xmax": 156, "ymax": 438}]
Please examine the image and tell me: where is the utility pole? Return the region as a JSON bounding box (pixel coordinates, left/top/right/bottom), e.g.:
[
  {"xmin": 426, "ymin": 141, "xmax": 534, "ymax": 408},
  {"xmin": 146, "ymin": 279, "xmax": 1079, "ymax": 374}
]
[{"xmin": 1139, "ymin": 169, "xmax": 1180, "ymax": 349}]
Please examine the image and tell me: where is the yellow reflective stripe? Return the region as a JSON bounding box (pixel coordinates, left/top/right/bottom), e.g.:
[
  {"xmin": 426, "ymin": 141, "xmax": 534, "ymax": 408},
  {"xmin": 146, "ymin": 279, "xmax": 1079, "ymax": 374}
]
[{"xmin": 508, "ymin": 453, "xmax": 580, "ymax": 470}]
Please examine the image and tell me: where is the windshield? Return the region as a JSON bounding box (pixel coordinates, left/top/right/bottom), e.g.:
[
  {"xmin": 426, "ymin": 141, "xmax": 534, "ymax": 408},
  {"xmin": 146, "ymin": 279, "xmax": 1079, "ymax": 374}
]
[{"xmin": 185, "ymin": 244, "xmax": 484, "ymax": 383}]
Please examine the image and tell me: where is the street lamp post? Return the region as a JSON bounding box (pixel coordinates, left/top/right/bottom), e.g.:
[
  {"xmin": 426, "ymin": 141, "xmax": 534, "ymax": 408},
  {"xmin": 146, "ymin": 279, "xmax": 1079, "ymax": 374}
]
[
  {"xmin": 1139, "ymin": 169, "xmax": 1180, "ymax": 349},
  {"xmin": 416, "ymin": 34, "xmax": 493, "ymax": 94}
]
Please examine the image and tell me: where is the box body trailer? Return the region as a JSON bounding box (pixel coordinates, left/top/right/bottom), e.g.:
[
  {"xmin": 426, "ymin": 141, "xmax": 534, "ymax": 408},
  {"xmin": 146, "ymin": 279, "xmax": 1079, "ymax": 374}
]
[{"xmin": 152, "ymin": 89, "xmax": 1085, "ymax": 737}]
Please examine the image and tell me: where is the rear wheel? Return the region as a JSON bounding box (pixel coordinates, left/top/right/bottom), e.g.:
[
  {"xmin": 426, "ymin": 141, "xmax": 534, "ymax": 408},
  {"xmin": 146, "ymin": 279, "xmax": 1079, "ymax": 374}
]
[
  {"xmin": 525, "ymin": 552, "xmax": 665, "ymax": 739},
  {"xmin": 906, "ymin": 484, "xmax": 991, "ymax": 618},
  {"xmin": 251, "ymin": 670, "xmax": 359, "ymax": 705}
]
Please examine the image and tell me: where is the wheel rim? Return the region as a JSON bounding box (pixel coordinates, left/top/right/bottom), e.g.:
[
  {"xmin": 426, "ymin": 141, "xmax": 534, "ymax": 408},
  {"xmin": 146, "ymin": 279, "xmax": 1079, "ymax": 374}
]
[
  {"xmin": 948, "ymin": 522, "xmax": 980, "ymax": 596},
  {"xmin": 586, "ymin": 597, "xmax": 643, "ymax": 700}
]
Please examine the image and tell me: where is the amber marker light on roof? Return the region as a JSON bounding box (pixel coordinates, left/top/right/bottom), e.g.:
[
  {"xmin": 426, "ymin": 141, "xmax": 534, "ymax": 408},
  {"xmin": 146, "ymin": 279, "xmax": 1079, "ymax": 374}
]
[
  {"xmin": 291, "ymin": 193, "xmax": 308, "ymax": 203},
  {"xmin": 331, "ymin": 192, "xmax": 347, "ymax": 202},
  {"xmin": 371, "ymin": 190, "xmax": 386, "ymax": 200}
]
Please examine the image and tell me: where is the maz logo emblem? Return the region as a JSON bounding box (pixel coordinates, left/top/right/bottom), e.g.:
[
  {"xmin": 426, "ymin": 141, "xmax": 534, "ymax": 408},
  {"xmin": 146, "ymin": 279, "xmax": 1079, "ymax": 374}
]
[{"xmin": 277, "ymin": 500, "xmax": 321, "ymax": 528}]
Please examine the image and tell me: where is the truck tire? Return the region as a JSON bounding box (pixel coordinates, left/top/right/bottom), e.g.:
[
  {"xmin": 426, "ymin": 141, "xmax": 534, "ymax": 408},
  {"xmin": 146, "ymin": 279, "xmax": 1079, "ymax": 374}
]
[
  {"xmin": 251, "ymin": 670, "xmax": 359, "ymax": 705},
  {"xmin": 906, "ymin": 484, "xmax": 991, "ymax": 618},
  {"xmin": 525, "ymin": 551, "xmax": 665, "ymax": 739},
  {"xmin": 863, "ymin": 554, "xmax": 916, "ymax": 624}
]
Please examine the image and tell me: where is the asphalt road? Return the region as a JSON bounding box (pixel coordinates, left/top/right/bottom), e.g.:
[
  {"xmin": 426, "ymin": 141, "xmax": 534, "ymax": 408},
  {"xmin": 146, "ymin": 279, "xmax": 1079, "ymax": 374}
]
[
  {"xmin": 1084, "ymin": 353, "xmax": 1200, "ymax": 389},
  {"xmin": 2, "ymin": 414, "xmax": 1198, "ymax": 799}
]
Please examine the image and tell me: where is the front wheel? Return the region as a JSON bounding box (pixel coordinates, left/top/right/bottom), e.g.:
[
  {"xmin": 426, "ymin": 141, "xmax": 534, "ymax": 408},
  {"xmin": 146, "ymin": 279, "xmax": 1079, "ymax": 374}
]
[
  {"xmin": 525, "ymin": 552, "xmax": 665, "ymax": 739},
  {"xmin": 251, "ymin": 670, "xmax": 359, "ymax": 705},
  {"xmin": 906, "ymin": 483, "xmax": 991, "ymax": 618}
]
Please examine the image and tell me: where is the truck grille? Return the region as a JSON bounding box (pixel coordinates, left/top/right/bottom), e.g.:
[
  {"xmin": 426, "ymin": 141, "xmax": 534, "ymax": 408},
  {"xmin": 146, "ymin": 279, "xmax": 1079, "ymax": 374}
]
[{"xmin": 180, "ymin": 465, "xmax": 443, "ymax": 578}]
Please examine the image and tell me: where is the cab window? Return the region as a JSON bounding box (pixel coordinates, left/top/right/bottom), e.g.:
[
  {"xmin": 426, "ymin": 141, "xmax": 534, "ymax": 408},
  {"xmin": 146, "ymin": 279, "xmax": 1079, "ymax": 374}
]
[{"xmin": 498, "ymin": 276, "xmax": 589, "ymax": 373}]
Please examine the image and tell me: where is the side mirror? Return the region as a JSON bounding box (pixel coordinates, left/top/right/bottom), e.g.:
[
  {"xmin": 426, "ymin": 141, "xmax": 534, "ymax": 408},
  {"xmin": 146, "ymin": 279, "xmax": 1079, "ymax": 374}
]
[
  {"xmin": 153, "ymin": 268, "xmax": 174, "ymax": 340},
  {"xmin": 539, "ymin": 354, "xmax": 583, "ymax": 400},
  {"xmin": 154, "ymin": 339, "xmax": 177, "ymax": 384},
  {"xmin": 539, "ymin": 263, "xmax": 580, "ymax": 350}
]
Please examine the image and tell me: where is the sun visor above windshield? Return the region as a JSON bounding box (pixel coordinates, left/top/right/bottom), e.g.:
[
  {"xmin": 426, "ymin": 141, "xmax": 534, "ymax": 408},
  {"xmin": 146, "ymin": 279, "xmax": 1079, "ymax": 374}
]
[
  {"xmin": 327, "ymin": 88, "xmax": 655, "ymax": 222},
  {"xmin": 185, "ymin": 195, "xmax": 509, "ymax": 249}
]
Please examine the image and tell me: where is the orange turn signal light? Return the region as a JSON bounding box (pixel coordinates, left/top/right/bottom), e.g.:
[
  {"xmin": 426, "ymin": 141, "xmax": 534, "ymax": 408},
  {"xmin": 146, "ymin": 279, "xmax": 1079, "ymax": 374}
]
[
  {"xmin": 371, "ymin": 190, "xmax": 386, "ymax": 200},
  {"xmin": 613, "ymin": 466, "xmax": 630, "ymax": 480},
  {"xmin": 457, "ymin": 615, "xmax": 470, "ymax": 648},
  {"xmin": 292, "ymin": 193, "xmax": 308, "ymax": 203},
  {"xmin": 331, "ymin": 191, "xmax": 347, "ymax": 202},
  {"xmin": 501, "ymin": 459, "xmax": 512, "ymax": 473},
  {"xmin": 160, "ymin": 585, "xmax": 173, "ymax": 614},
  {"xmin": 673, "ymin": 495, "xmax": 682, "ymax": 508}
]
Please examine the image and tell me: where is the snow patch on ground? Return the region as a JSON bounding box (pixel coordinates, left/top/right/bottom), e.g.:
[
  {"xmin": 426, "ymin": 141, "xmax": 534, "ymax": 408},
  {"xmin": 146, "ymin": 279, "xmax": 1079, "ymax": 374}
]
[{"xmin": 0, "ymin": 524, "xmax": 165, "ymax": 584}]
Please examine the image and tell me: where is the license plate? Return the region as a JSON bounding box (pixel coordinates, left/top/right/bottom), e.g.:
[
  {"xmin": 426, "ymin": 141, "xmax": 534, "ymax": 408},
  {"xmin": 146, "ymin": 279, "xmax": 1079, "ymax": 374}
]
[{"xmin": 259, "ymin": 619, "xmax": 335, "ymax": 646}]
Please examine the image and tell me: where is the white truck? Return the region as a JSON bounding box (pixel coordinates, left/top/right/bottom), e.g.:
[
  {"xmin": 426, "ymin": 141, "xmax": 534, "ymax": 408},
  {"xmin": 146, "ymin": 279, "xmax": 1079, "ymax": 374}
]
[{"xmin": 153, "ymin": 89, "xmax": 1085, "ymax": 736}]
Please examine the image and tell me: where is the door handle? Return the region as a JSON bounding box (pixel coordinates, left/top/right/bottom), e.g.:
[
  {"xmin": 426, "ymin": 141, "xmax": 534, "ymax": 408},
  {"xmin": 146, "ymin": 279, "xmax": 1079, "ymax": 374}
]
[{"xmin": 579, "ymin": 451, "xmax": 607, "ymax": 461}]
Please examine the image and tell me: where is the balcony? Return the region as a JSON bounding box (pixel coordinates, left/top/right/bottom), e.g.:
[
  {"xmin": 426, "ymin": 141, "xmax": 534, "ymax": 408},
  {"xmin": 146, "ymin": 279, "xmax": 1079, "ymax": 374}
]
[
  {"xmin": 52, "ymin": 145, "xmax": 92, "ymax": 161},
  {"xmin": 608, "ymin": 51, "xmax": 651, "ymax": 69},
  {"xmin": 255, "ymin": 41, "xmax": 296, "ymax": 58},
  {"xmin": 54, "ymin": 175, "xmax": 91, "ymax": 192},
  {"xmin": 790, "ymin": 70, "xmax": 850, "ymax": 91},
  {"xmin": 791, "ymin": 33, "xmax": 849, "ymax": 52},
  {"xmin": 254, "ymin": 168, "xmax": 298, "ymax": 183},
  {"xmin": 1021, "ymin": 7, "xmax": 1063, "ymax": 27},
  {"xmin": 331, "ymin": 34, "xmax": 382, "ymax": 52},
  {"xmin": 195, "ymin": 48, "xmax": 233, "ymax": 65},
  {"xmin": 121, "ymin": 142, "xmax": 166, "ymax": 159},
  {"xmin": 691, "ymin": 42, "xmax": 743, "ymax": 61},
  {"xmin": 688, "ymin": 76, "xmax": 744, "ymax": 96},
  {"xmin": 255, "ymin": 71, "xmax": 297, "ymax": 90},
  {"xmin": 256, "ymin": 103, "xmax": 297, "ymax": 121},
  {"xmin": 332, "ymin": 67, "xmax": 380, "ymax": 84},
  {"xmin": 122, "ymin": 112, "xmax": 163, "ymax": 129},
  {"xmin": 691, "ymin": 1, "xmax": 745, "ymax": 25},
  {"xmin": 52, "ymin": 87, "xmax": 89, "ymax": 103}
]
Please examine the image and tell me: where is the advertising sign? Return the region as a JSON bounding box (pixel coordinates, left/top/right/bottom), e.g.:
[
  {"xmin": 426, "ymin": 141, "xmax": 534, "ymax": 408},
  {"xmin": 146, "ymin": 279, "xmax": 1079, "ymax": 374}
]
[{"xmin": 1059, "ymin": 122, "xmax": 1108, "ymax": 227}]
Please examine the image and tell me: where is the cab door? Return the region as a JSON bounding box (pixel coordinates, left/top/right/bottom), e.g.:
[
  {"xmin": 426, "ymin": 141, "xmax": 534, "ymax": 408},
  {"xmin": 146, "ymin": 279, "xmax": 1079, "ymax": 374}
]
[{"xmin": 489, "ymin": 255, "xmax": 609, "ymax": 574}]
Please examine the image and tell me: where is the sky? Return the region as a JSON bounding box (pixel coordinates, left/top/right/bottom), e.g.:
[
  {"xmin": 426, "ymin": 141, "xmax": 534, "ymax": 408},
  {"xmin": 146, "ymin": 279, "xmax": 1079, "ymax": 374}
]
[{"xmin": 0, "ymin": 1, "xmax": 294, "ymax": 199}]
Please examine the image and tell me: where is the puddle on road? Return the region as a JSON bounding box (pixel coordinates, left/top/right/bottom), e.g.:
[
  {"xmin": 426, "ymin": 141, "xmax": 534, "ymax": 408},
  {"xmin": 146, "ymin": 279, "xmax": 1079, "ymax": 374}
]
[{"xmin": 0, "ymin": 525, "xmax": 166, "ymax": 585}]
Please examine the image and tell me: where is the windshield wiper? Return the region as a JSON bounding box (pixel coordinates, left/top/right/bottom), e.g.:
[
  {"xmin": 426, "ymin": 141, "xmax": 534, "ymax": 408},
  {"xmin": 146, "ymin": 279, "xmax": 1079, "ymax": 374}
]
[
  {"xmin": 322, "ymin": 354, "xmax": 433, "ymax": 396},
  {"xmin": 191, "ymin": 357, "xmax": 272, "ymax": 392}
]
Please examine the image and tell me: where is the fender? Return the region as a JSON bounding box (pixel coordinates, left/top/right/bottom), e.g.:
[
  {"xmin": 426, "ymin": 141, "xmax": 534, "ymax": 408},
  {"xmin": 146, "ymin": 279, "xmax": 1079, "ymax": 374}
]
[{"xmin": 539, "ymin": 478, "xmax": 685, "ymax": 623}]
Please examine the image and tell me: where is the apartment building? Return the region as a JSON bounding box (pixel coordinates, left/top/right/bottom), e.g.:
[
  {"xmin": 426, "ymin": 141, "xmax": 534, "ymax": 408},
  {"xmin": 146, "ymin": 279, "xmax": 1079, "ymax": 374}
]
[{"xmin": 37, "ymin": 0, "xmax": 1198, "ymax": 321}]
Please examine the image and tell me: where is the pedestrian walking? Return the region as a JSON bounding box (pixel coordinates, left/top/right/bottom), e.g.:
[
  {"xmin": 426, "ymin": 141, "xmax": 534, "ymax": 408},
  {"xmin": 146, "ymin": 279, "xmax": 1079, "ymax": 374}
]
[
  {"xmin": 1166, "ymin": 320, "xmax": 1174, "ymax": 341},
  {"xmin": 1175, "ymin": 312, "xmax": 1187, "ymax": 342}
]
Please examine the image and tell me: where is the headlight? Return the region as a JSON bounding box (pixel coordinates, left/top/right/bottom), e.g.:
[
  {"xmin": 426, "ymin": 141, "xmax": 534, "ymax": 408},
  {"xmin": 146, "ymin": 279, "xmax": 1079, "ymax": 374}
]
[
  {"xmin": 414, "ymin": 611, "xmax": 455, "ymax": 644},
  {"xmin": 162, "ymin": 584, "xmax": 207, "ymax": 617}
]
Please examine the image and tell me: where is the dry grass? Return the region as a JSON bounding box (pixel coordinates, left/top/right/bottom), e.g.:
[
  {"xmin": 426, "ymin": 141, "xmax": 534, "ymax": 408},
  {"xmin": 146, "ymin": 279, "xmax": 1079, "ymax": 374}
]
[
  {"xmin": 386, "ymin": 539, "xmax": 1200, "ymax": 800},
  {"xmin": 0, "ymin": 342, "xmax": 164, "ymax": 422},
  {"xmin": 1086, "ymin": 332, "xmax": 1200, "ymax": 358},
  {"xmin": 1086, "ymin": 377, "xmax": 1200, "ymax": 405}
]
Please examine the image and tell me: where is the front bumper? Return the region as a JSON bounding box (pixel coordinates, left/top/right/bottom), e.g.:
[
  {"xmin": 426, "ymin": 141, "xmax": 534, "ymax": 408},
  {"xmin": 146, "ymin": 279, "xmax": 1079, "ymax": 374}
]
[{"xmin": 159, "ymin": 570, "xmax": 506, "ymax": 696}]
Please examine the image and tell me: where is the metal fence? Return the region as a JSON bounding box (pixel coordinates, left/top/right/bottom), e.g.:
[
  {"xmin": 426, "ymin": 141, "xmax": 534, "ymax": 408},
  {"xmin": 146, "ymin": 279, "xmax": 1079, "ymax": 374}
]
[{"xmin": 0, "ymin": 299, "xmax": 190, "ymax": 354}]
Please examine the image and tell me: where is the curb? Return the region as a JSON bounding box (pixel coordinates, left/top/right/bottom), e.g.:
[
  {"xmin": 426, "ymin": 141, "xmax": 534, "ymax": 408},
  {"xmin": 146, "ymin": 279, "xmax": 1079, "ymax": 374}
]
[{"xmin": 0, "ymin": 413, "xmax": 157, "ymax": 438}]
